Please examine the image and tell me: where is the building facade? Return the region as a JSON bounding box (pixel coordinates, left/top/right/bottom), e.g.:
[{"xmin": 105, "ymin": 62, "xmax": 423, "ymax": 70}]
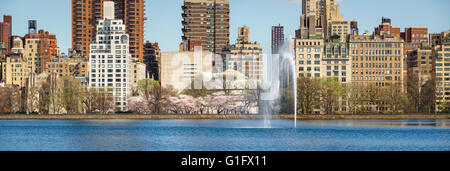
[
  {"xmin": 228, "ymin": 26, "xmax": 263, "ymax": 83},
  {"xmin": 272, "ymin": 25, "xmax": 284, "ymax": 54},
  {"xmin": 323, "ymin": 38, "xmax": 351, "ymax": 83},
  {"xmin": 45, "ymin": 55, "xmax": 89, "ymax": 78},
  {"xmin": 327, "ymin": 20, "xmax": 350, "ymax": 42},
  {"xmin": 433, "ymin": 31, "xmax": 450, "ymax": 110},
  {"xmin": 143, "ymin": 41, "xmax": 161, "ymax": 81},
  {"xmin": 349, "ymin": 34, "xmax": 404, "ymax": 89},
  {"xmin": 181, "ymin": 0, "xmax": 230, "ymax": 55},
  {"xmin": 24, "ymin": 30, "xmax": 59, "ymax": 74},
  {"xmin": 131, "ymin": 61, "xmax": 146, "ymax": 93},
  {"xmin": 402, "ymin": 27, "xmax": 429, "ymax": 92},
  {"xmin": 2, "ymin": 53, "xmax": 31, "ymax": 87},
  {"xmin": 295, "ymin": 38, "xmax": 324, "ymax": 78},
  {"xmin": 72, "ymin": 0, "xmax": 146, "ymax": 60},
  {"xmin": 0, "ymin": 15, "xmax": 12, "ymax": 57},
  {"xmin": 88, "ymin": 1, "xmax": 132, "ymax": 111},
  {"xmin": 161, "ymin": 51, "xmax": 213, "ymax": 92}
]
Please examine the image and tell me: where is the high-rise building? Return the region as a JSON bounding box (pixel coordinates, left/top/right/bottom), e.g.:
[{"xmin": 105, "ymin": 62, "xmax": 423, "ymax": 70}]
[
  {"xmin": 432, "ymin": 30, "xmax": 450, "ymax": 110},
  {"xmin": 299, "ymin": 0, "xmax": 344, "ymax": 40},
  {"xmin": 181, "ymin": 0, "xmax": 230, "ymax": 55},
  {"xmin": 229, "ymin": 26, "xmax": 263, "ymax": 82},
  {"xmin": 401, "ymin": 27, "xmax": 428, "ymax": 92},
  {"xmin": 295, "ymin": 38, "xmax": 324, "ymax": 78},
  {"xmin": 88, "ymin": 1, "xmax": 132, "ymax": 111},
  {"xmin": 402, "ymin": 27, "xmax": 429, "ymax": 53},
  {"xmin": 0, "ymin": 15, "xmax": 12, "ymax": 57},
  {"xmin": 272, "ymin": 25, "xmax": 284, "ymax": 54},
  {"xmin": 349, "ymin": 34, "xmax": 405, "ymax": 90},
  {"xmin": 24, "ymin": 29, "xmax": 59, "ymax": 74},
  {"xmin": 72, "ymin": 0, "xmax": 146, "ymax": 61},
  {"xmin": 143, "ymin": 41, "xmax": 160, "ymax": 81},
  {"xmin": 407, "ymin": 46, "xmax": 434, "ymax": 94}
]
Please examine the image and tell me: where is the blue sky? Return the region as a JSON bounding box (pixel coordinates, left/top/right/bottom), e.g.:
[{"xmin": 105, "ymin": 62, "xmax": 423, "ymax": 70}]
[{"xmin": 1, "ymin": 0, "xmax": 449, "ymax": 55}]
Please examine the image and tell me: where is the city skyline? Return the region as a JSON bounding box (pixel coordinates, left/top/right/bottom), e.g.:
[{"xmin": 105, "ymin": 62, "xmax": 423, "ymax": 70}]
[{"xmin": 0, "ymin": 0, "xmax": 448, "ymax": 55}]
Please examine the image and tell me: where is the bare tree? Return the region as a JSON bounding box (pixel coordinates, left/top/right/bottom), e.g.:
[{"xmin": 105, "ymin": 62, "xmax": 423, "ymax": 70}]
[
  {"xmin": 92, "ymin": 90, "xmax": 115, "ymax": 114},
  {"xmin": 82, "ymin": 88, "xmax": 99, "ymax": 114},
  {"xmin": 61, "ymin": 76, "xmax": 83, "ymax": 114},
  {"xmin": 38, "ymin": 82, "xmax": 51, "ymax": 115}
]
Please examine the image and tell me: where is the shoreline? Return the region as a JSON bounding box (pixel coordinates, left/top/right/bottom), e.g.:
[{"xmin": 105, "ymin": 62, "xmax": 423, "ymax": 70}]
[{"xmin": 0, "ymin": 114, "xmax": 449, "ymax": 120}]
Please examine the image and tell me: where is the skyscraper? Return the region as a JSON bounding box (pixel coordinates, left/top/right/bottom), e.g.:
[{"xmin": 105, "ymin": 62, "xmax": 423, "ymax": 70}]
[
  {"xmin": 72, "ymin": 0, "xmax": 146, "ymax": 61},
  {"xmin": 181, "ymin": 0, "xmax": 230, "ymax": 55},
  {"xmin": 0, "ymin": 15, "xmax": 12, "ymax": 57},
  {"xmin": 88, "ymin": 1, "xmax": 132, "ymax": 111},
  {"xmin": 272, "ymin": 25, "xmax": 284, "ymax": 54},
  {"xmin": 299, "ymin": 0, "xmax": 343, "ymax": 40}
]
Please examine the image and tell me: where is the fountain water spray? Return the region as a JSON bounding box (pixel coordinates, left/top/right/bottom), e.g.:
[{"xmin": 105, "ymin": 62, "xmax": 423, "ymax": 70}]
[{"xmin": 260, "ymin": 38, "xmax": 297, "ymax": 128}]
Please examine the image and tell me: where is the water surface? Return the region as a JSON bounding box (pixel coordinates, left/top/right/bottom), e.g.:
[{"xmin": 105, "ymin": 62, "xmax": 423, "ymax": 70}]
[{"xmin": 0, "ymin": 119, "xmax": 448, "ymax": 151}]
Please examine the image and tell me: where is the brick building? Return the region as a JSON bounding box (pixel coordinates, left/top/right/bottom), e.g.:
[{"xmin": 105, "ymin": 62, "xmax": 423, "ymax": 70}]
[
  {"xmin": 181, "ymin": 0, "xmax": 230, "ymax": 55},
  {"xmin": 0, "ymin": 15, "xmax": 12, "ymax": 57},
  {"xmin": 72, "ymin": 0, "xmax": 146, "ymax": 61}
]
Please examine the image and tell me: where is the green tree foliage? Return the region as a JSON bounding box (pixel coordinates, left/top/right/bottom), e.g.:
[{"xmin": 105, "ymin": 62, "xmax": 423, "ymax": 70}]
[{"xmin": 297, "ymin": 77, "xmax": 321, "ymax": 114}]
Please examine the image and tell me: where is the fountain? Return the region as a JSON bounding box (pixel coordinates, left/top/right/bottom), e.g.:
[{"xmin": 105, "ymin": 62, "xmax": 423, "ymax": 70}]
[{"xmin": 260, "ymin": 38, "xmax": 297, "ymax": 128}]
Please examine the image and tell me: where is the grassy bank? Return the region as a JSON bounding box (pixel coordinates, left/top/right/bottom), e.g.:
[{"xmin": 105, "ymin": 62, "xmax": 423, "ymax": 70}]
[{"xmin": 0, "ymin": 114, "xmax": 449, "ymax": 120}]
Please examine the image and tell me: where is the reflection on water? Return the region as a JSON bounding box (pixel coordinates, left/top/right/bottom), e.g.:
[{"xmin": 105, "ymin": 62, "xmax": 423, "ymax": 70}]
[{"xmin": 0, "ymin": 119, "xmax": 448, "ymax": 151}]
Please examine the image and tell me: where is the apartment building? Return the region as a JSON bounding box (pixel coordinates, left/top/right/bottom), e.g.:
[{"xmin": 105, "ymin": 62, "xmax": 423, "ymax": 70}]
[
  {"xmin": 88, "ymin": 1, "xmax": 132, "ymax": 111},
  {"xmin": 295, "ymin": 39, "xmax": 324, "ymax": 78},
  {"xmin": 349, "ymin": 34, "xmax": 404, "ymax": 89},
  {"xmin": 72, "ymin": 0, "xmax": 146, "ymax": 60},
  {"xmin": 228, "ymin": 26, "xmax": 263, "ymax": 83},
  {"xmin": 0, "ymin": 15, "xmax": 12, "ymax": 57},
  {"xmin": 433, "ymin": 31, "xmax": 450, "ymax": 109},
  {"xmin": 181, "ymin": 0, "xmax": 230, "ymax": 55},
  {"xmin": 323, "ymin": 38, "xmax": 351, "ymax": 83},
  {"xmin": 24, "ymin": 30, "xmax": 59, "ymax": 73},
  {"xmin": 2, "ymin": 53, "xmax": 31, "ymax": 87},
  {"xmin": 45, "ymin": 55, "xmax": 89, "ymax": 78},
  {"xmin": 272, "ymin": 25, "xmax": 284, "ymax": 54}
]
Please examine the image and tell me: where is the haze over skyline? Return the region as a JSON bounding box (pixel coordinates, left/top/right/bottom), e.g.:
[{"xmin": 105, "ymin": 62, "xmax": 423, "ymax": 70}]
[{"xmin": 1, "ymin": 0, "xmax": 449, "ymax": 55}]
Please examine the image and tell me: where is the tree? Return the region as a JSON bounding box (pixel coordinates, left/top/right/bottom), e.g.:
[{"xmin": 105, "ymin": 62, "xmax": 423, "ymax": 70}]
[
  {"xmin": 280, "ymin": 85, "xmax": 294, "ymax": 114},
  {"xmin": 61, "ymin": 77, "xmax": 83, "ymax": 114},
  {"xmin": 92, "ymin": 90, "xmax": 115, "ymax": 114},
  {"xmin": 319, "ymin": 78, "xmax": 346, "ymax": 115},
  {"xmin": 137, "ymin": 79, "xmax": 177, "ymax": 114},
  {"xmin": 82, "ymin": 88, "xmax": 99, "ymax": 114},
  {"xmin": 38, "ymin": 82, "xmax": 51, "ymax": 115},
  {"xmin": 0, "ymin": 87, "xmax": 14, "ymax": 114},
  {"xmin": 297, "ymin": 77, "xmax": 321, "ymax": 114}
]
